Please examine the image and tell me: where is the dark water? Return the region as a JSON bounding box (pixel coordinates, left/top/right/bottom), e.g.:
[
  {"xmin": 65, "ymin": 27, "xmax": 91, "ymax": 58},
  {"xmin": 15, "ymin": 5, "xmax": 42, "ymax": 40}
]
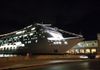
[{"xmin": 32, "ymin": 61, "xmax": 100, "ymax": 70}]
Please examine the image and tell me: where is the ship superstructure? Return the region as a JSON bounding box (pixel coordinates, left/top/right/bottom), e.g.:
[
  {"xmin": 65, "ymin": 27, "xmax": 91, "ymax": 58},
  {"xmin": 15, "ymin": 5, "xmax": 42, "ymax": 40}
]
[{"xmin": 0, "ymin": 23, "xmax": 83, "ymax": 55}]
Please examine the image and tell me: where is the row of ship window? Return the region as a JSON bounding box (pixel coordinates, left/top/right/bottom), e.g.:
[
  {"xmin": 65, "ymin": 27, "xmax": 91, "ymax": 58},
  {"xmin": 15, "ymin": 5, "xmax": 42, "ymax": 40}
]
[
  {"xmin": 66, "ymin": 48, "xmax": 96, "ymax": 54},
  {"xmin": 0, "ymin": 47, "xmax": 17, "ymax": 51},
  {"xmin": 77, "ymin": 41, "xmax": 98, "ymax": 48},
  {"xmin": 0, "ymin": 34, "xmax": 38, "ymax": 45}
]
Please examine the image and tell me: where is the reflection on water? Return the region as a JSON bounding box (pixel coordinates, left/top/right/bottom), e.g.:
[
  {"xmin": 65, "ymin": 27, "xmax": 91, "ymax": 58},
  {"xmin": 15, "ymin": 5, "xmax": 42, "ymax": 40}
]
[{"xmin": 32, "ymin": 61, "xmax": 100, "ymax": 70}]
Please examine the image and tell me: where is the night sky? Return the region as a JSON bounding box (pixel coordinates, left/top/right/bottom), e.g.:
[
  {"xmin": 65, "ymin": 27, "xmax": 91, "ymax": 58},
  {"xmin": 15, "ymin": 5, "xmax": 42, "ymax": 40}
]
[{"xmin": 0, "ymin": 1, "xmax": 100, "ymax": 40}]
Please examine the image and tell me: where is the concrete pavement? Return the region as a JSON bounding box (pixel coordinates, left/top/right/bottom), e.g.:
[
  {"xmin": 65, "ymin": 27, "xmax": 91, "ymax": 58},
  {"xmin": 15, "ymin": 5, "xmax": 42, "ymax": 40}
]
[{"xmin": 0, "ymin": 59, "xmax": 84, "ymax": 70}]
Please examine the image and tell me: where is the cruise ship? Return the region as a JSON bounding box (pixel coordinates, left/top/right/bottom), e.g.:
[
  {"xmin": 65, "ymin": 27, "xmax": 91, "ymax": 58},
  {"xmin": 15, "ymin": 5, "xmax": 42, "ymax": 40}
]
[{"xmin": 0, "ymin": 23, "xmax": 84, "ymax": 55}]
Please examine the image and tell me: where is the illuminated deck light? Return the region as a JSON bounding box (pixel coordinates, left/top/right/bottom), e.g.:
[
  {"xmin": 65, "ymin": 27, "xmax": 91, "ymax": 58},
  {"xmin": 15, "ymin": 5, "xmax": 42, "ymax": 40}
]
[
  {"xmin": 31, "ymin": 27, "xmax": 35, "ymax": 30},
  {"xmin": 64, "ymin": 41, "xmax": 68, "ymax": 44},
  {"xmin": 16, "ymin": 30, "xmax": 25, "ymax": 34},
  {"xmin": 35, "ymin": 40, "xmax": 38, "ymax": 43},
  {"xmin": 30, "ymin": 33, "xmax": 33, "ymax": 36}
]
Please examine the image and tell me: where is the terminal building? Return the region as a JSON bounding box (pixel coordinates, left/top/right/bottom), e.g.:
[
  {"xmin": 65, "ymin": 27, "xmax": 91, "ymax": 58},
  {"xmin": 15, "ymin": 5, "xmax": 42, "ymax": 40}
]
[
  {"xmin": 66, "ymin": 33, "xmax": 100, "ymax": 55},
  {"xmin": 66, "ymin": 40, "xmax": 98, "ymax": 54}
]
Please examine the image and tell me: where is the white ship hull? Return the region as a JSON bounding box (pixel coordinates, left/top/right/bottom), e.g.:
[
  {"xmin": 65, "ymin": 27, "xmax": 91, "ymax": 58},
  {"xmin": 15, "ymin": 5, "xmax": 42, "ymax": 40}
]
[{"xmin": 0, "ymin": 23, "xmax": 84, "ymax": 55}]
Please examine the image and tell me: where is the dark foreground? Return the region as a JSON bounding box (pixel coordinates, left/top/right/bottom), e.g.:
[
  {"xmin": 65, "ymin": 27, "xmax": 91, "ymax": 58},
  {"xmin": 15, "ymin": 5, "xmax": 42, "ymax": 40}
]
[
  {"xmin": 0, "ymin": 55, "xmax": 100, "ymax": 70},
  {"xmin": 31, "ymin": 60, "xmax": 100, "ymax": 70}
]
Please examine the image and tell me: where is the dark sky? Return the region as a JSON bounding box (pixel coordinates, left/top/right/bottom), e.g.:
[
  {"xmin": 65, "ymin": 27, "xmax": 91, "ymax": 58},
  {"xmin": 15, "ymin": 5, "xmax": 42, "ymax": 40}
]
[{"xmin": 0, "ymin": 0, "xmax": 100, "ymax": 40}]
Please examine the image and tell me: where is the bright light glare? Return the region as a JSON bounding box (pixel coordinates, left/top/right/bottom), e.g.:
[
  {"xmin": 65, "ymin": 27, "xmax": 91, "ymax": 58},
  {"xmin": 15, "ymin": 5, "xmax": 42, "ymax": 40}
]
[
  {"xmin": 23, "ymin": 34, "xmax": 27, "ymax": 37},
  {"xmin": 47, "ymin": 30, "xmax": 64, "ymax": 40},
  {"xmin": 30, "ymin": 33, "xmax": 33, "ymax": 36},
  {"xmin": 53, "ymin": 42, "xmax": 62, "ymax": 44},
  {"xmin": 49, "ymin": 60, "xmax": 65, "ymax": 63},
  {"xmin": 78, "ymin": 43, "xmax": 81, "ymax": 46},
  {"xmin": 16, "ymin": 30, "xmax": 25, "ymax": 34},
  {"xmin": 31, "ymin": 27, "xmax": 35, "ymax": 30},
  {"xmin": 0, "ymin": 42, "xmax": 25, "ymax": 50},
  {"xmin": 79, "ymin": 55, "xmax": 88, "ymax": 58},
  {"xmin": 64, "ymin": 41, "xmax": 68, "ymax": 44},
  {"xmin": 59, "ymin": 42, "xmax": 62, "ymax": 44},
  {"xmin": 0, "ymin": 54, "xmax": 17, "ymax": 57}
]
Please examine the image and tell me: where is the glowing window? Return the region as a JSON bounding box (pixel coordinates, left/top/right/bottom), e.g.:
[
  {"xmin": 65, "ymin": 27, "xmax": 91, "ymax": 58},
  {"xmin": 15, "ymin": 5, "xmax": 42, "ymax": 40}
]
[
  {"xmin": 86, "ymin": 49, "xmax": 90, "ymax": 53},
  {"xmin": 25, "ymin": 41, "xmax": 27, "ymax": 44},
  {"xmin": 75, "ymin": 49, "xmax": 79, "ymax": 53},
  {"xmin": 35, "ymin": 40, "xmax": 38, "ymax": 43},
  {"xmin": 59, "ymin": 42, "xmax": 62, "ymax": 44},
  {"xmin": 53, "ymin": 42, "xmax": 56, "ymax": 44},
  {"xmin": 64, "ymin": 41, "xmax": 68, "ymax": 44},
  {"xmin": 14, "ymin": 37, "xmax": 18, "ymax": 39},
  {"xmin": 28, "ymin": 41, "xmax": 31, "ymax": 43},
  {"xmin": 43, "ymin": 36, "xmax": 45, "ymax": 38},
  {"xmin": 80, "ymin": 49, "xmax": 84, "ymax": 53},
  {"xmin": 91, "ymin": 49, "xmax": 96, "ymax": 53},
  {"xmin": 39, "ymin": 34, "xmax": 41, "ymax": 36},
  {"xmin": 19, "ymin": 35, "xmax": 22, "ymax": 38}
]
